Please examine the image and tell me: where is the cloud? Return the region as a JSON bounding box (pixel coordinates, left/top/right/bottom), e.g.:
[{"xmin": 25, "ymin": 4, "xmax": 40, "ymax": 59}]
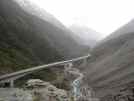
[{"xmin": 29, "ymin": 0, "xmax": 134, "ymax": 36}]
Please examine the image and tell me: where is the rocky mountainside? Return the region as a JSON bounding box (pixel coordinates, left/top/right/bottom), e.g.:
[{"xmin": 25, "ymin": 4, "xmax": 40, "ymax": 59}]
[
  {"xmin": 70, "ymin": 25, "xmax": 102, "ymax": 47},
  {"xmin": 0, "ymin": 79, "xmax": 70, "ymax": 101},
  {"xmin": 103, "ymin": 19, "xmax": 134, "ymax": 41},
  {"xmin": 84, "ymin": 20, "xmax": 134, "ymax": 98}
]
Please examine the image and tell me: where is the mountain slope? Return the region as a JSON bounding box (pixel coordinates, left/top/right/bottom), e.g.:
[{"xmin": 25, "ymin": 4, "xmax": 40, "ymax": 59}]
[
  {"xmin": 104, "ymin": 19, "xmax": 134, "ymax": 41},
  {"xmin": 70, "ymin": 25, "xmax": 102, "ymax": 47},
  {"xmin": 16, "ymin": 0, "xmax": 69, "ymax": 30},
  {"xmin": 84, "ymin": 20, "xmax": 134, "ymax": 97},
  {"xmin": 0, "ymin": 0, "xmax": 88, "ymax": 78}
]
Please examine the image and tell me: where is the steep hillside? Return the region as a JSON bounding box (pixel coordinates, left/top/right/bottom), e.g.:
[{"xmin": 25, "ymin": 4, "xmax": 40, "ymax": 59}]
[
  {"xmin": 0, "ymin": 0, "xmax": 89, "ymax": 85},
  {"xmin": 16, "ymin": 0, "xmax": 69, "ymax": 30},
  {"xmin": 104, "ymin": 19, "xmax": 134, "ymax": 41},
  {"xmin": 84, "ymin": 20, "xmax": 134, "ymax": 98},
  {"xmin": 70, "ymin": 25, "xmax": 102, "ymax": 47},
  {"xmin": 15, "ymin": 0, "xmax": 89, "ymax": 57}
]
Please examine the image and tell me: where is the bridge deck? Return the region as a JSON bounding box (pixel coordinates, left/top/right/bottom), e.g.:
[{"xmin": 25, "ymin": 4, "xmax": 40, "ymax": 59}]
[{"xmin": 0, "ymin": 54, "xmax": 90, "ymax": 87}]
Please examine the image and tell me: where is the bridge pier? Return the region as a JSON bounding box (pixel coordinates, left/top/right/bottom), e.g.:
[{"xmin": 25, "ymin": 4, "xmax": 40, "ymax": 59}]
[
  {"xmin": 10, "ymin": 80, "xmax": 14, "ymax": 88},
  {"xmin": 0, "ymin": 80, "xmax": 14, "ymax": 88},
  {"xmin": 0, "ymin": 55, "xmax": 90, "ymax": 88},
  {"xmin": 83, "ymin": 58, "xmax": 87, "ymax": 66},
  {"xmin": 80, "ymin": 58, "xmax": 88, "ymax": 68}
]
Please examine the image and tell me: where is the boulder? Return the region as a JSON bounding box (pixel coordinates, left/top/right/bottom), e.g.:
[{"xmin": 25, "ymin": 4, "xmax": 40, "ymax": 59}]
[
  {"xmin": 26, "ymin": 79, "xmax": 70, "ymax": 101},
  {"xmin": 26, "ymin": 79, "xmax": 50, "ymax": 88}
]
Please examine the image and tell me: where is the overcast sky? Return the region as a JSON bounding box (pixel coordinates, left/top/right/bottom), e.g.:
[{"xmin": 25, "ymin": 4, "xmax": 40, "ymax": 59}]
[{"xmin": 29, "ymin": 0, "xmax": 134, "ymax": 38}]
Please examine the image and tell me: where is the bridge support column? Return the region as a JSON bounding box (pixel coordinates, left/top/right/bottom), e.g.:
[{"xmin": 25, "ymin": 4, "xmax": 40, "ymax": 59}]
[
  {"xmin": 64, "ymin": 62, "xmax": 73, "ymax": 76},
  {"xmin": 82, "ymin": 58, "xmax": 87, "ymax": 67},
  {"xmin": 84, "ymin": 58, "xmax": 87, "ymax": 65},
  {"xmin": 10, "ymin": 80, "xmax": 14, "ymax": 88}
]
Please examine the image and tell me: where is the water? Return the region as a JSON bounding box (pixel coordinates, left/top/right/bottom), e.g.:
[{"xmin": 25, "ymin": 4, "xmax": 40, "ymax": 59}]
[
  {"xmin": 72, "ymin": 71, "xmax": 83, "ymax": 100},
  {"xmin": 64, "ymin": 63, "xmax": 89, "ymax": 101}
]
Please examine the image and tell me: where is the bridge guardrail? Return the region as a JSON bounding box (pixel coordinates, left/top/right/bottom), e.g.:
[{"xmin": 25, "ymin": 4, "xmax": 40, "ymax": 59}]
[{"xmin": 0, "ymin": 54, "xmax": 91, "ymax": 84}]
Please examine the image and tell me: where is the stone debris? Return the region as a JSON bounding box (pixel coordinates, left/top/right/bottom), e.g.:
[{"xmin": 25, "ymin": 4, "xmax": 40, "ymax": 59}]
[
  {"xmin": 0, "ymin": 79, "xmax": 71, "ymax": 101},
  {"xmin": 26, "ymin": 79, "xmax": 70, "ymax": 101},
  {"xmin": 26, "ymin": 79, "xmax": 50, "ymax": 88},
  {"xmin": 0, "ymin": 98, "xmax": 4, "ymax": 101},
  {"xmin": 0, "ymin": 88, "xmax": 33, "ymax": 101}
]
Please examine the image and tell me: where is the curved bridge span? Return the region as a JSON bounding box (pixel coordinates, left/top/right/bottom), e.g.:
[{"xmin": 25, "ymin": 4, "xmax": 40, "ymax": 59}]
[{"xmin": 0, "ymin": 54, "xmax": 91, "ymax": 88}]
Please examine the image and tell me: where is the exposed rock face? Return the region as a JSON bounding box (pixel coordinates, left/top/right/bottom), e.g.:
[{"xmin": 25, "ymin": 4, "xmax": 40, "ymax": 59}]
[
  {"xmin": 26, "ymin": 79, "xmax": 49, "ymax": 87},
  {"xmin": 0, "ymin": 79, "xmax": 71, "ymax": 101},
  {"xmin": 0, "ymin": 88, "xmax": 33, "ymax": 101},
  {"xmin": 26, "ymin": 79, "xmax": 70, "ymax": 101}
]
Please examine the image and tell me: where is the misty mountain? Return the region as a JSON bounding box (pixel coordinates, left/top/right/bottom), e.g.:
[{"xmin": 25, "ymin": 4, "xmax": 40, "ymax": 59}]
[
  {"xmin": 16, "ymin": 0, "xmax": 67, "ymax": 29},
  {"xmin": 0, "ymin": 0, "xmax": 89, "ymax": 76},
  {"xmin": 70, "ymin": 25, "xmax": 102, "ymax": 47},
  {"xmin": 104, "ymin": 19, "xmax": 134, "ymax": 41},
  {"xmin": 84, "ymin": 20, "xmax": 134, "ymax": 98}
]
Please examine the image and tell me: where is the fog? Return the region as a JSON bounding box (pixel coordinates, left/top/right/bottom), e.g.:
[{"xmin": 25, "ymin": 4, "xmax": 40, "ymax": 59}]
[{"xmin": 28, "ymin": 0, "xmax": 134, "ymax": 37}]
